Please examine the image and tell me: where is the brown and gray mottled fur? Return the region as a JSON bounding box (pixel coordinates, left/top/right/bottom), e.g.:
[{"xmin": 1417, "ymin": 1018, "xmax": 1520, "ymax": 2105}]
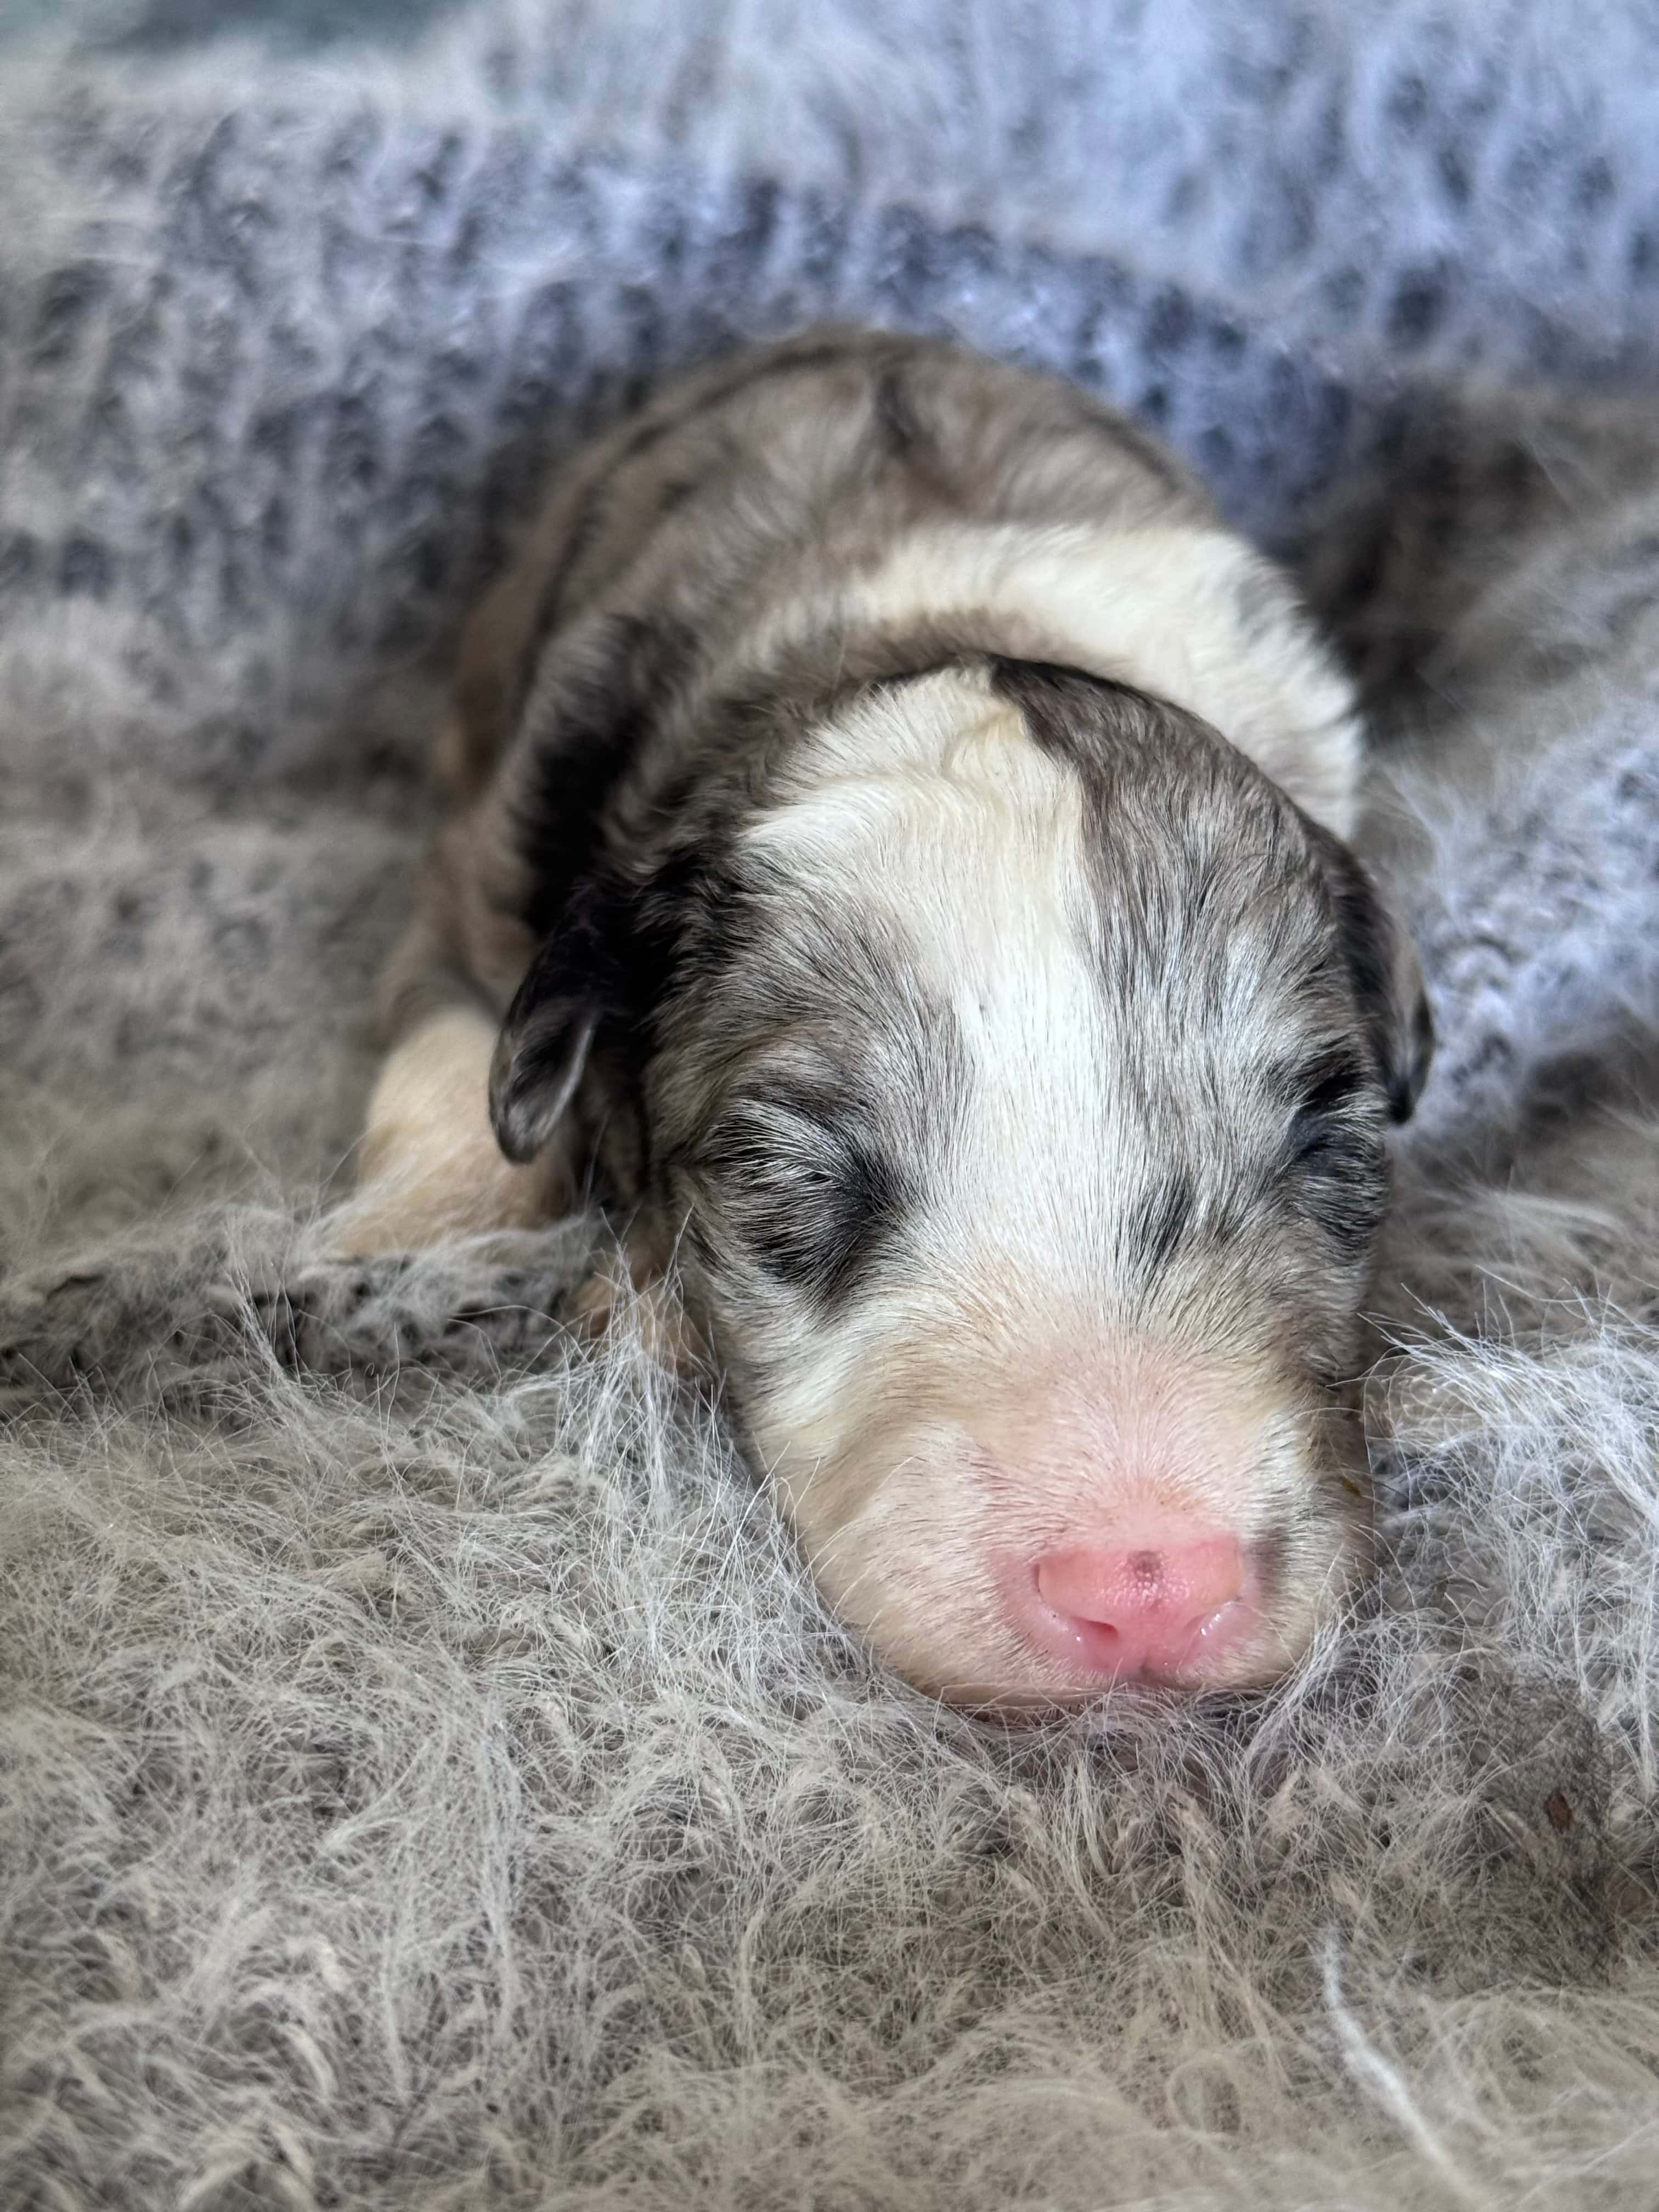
[{"xmin": 342, "ymin": 327, "xmax": 1431, "ymax": 1702}]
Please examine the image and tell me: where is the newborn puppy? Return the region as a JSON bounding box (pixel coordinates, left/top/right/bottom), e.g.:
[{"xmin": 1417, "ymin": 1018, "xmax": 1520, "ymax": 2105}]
[{"xmin": 346, "ymin": 326, "xmax": 1432, "ymax": 1705}]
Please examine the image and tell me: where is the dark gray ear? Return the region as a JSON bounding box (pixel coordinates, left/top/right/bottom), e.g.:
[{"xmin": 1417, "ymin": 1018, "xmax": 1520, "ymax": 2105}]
[
  {"xmin": 488, "ymin": 823, "xmax": 711, "ymax": 1165},
  {"xmin": 488, "ymin": 900, "xmax": 622, "ymax": 1164},
  {"xmin": 1304, "ymin": 817, "xmax": 1435, "ymax": 1123}
]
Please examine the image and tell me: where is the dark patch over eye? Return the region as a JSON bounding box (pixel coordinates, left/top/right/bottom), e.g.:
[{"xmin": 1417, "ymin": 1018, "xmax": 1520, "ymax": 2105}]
[
  {"xmin": 1280, "ymin": 1050, "xmax": 1389, "ymax": 1257},
  {"xmin": 702, "ymin": 1090, "xmax": 914, "ymax": 1308}
]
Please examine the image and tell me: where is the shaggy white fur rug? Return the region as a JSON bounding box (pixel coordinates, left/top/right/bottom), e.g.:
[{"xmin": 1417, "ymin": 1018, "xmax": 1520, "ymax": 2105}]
[{"xmin": 4, "ymin": 4, "xmax": 1659, "ymax": 2207}]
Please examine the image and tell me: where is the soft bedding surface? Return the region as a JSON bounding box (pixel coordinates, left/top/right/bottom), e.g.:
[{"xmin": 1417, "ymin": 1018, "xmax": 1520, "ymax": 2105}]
[{"xmin": 3, "ymin": 5, "xmax": 1659, "ymax": 2207}]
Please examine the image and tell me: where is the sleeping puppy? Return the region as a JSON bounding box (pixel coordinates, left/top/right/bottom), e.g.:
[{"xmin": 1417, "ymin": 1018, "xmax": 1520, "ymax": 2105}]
[{"xmin": 342, "ymin": 327, "xmax": 1432, "ymax": 1706}]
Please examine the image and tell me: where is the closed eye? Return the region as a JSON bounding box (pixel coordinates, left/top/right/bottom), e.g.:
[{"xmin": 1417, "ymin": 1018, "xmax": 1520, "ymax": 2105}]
[
  {"xmin": 700, "ymin": 1088, "xmax": 913, "ymax": 1307},
  {"xmin": 1278, "ymin": 1048, "xmax": 1389, "ymax": 1258},
  {"xmin": 1285, "ymin": 1050, "xmax": 1374, "ymax": 1171}
]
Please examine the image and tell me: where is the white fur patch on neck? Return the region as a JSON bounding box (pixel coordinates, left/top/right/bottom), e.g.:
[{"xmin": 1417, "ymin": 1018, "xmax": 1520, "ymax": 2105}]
[{"xmin": 754, "ymin": 521, "xmax": 1362, "ymax": 836}]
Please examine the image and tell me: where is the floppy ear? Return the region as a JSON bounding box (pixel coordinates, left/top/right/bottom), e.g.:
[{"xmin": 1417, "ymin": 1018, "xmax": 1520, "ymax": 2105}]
[
  {"xmin": 488, "ymin": 890, "xmax": 629, "ymax": 1165},
  {"xmin": 1303, "ymin": 818, "xmax": 1435, "ymax": 1123}
]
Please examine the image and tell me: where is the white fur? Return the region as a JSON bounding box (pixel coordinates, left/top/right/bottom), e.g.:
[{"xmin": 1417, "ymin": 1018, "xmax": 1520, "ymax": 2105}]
[{"xmin": 747, "ymin": 521, "xmax": 1363, "ymax": 833}]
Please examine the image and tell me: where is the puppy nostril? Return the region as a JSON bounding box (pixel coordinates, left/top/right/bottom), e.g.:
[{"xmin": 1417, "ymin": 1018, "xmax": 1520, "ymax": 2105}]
[{"xmin": 1032, "ymin": 1531, "xmax": 1245, "ymax": 1679}]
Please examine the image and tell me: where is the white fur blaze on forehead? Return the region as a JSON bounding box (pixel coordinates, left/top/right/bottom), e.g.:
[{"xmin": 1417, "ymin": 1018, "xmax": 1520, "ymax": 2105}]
[
  {"xmin": 734, "ymin": 677, "xmax": 1139, "ymax": 1351},
  {"xmin": 743, "ymin": 520, "xmax": 1362, "ymax": 836},
  {"xmin": 738, "ymin": 670, "xmax": 1121, "ymax": 1287},
  {"xmin": 741, "ymin": 676, "xmax": 1102, "ymax": 1068}
]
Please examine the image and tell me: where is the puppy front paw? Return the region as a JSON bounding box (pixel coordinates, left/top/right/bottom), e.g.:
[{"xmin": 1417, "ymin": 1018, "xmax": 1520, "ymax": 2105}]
[
  {"xmin": 334, "ymin": 1008, "xmax": 573, "ymax": 1257},
  {"xmin": 325, "ymin": 1155, "xmax": 557, "ymax": 1260}
]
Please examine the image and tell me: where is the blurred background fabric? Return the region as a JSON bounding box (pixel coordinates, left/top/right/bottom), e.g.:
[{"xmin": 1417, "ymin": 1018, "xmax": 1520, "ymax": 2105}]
[{"xmin": 4, "ymin": 6, "xmax": 1659, "ymax": 2208}]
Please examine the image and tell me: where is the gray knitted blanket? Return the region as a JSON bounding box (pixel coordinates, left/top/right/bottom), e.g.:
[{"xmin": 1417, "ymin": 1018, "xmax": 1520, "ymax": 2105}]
[{"xmin": 4, "ymin": 5, "xmax": 1659, "ymax": 2207}]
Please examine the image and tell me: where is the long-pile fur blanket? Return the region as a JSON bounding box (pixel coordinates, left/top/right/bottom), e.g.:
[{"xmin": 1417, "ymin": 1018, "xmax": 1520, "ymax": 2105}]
[{"xmin": 4, "ymin": 4, "xmax": 1659, "ymax": 2206}]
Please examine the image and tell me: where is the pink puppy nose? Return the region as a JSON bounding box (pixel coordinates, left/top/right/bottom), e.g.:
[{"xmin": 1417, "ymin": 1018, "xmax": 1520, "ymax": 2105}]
[{"xmin": 1035, "ymin": 1532, "xmax": 1245, "ymax": 1680}]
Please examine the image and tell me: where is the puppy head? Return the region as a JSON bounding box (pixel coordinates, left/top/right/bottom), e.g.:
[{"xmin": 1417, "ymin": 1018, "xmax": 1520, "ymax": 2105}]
[{"xmin": 492, "ymin": 663, "xmax": 1431, "ymax": 1705}]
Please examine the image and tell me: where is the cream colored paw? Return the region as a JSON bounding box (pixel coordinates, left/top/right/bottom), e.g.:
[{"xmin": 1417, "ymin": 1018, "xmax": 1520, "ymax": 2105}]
[{"xmin": 331, "ymin": 1007, "xmax": 571, "ymax": 1257}]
